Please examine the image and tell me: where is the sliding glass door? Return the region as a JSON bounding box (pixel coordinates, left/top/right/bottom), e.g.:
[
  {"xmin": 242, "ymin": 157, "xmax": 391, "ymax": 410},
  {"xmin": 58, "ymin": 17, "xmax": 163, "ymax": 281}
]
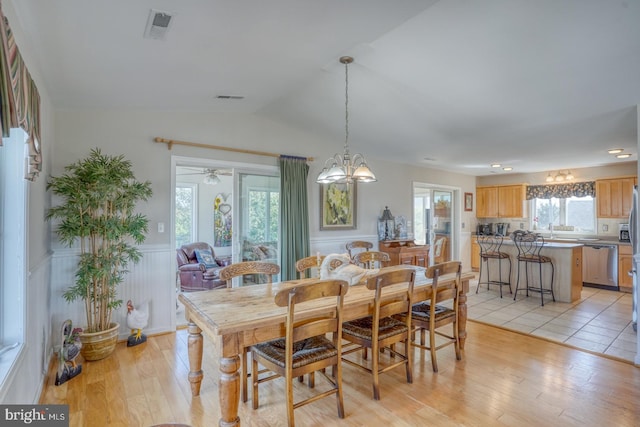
[
  {"xmin": 413, "ymin": 183, "xmax": 456, "ymax": 266},
  {"xmin": 174, "ymin": 160, "xmax": 280, "ymax": 287},
  {"xmin": 235, "ymin": 172, "xmax": 280, "ymax": 285}
]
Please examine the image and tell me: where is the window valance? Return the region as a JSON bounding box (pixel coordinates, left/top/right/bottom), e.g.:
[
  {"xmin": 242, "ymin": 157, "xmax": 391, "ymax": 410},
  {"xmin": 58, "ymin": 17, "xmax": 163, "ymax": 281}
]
[
  {"xmin": 526, "ymin": 181, "xmax": 595, "ymax": 200},
  {"xmin": 0, "ymin": 3, "xmax": 41, "ymax": 181}
]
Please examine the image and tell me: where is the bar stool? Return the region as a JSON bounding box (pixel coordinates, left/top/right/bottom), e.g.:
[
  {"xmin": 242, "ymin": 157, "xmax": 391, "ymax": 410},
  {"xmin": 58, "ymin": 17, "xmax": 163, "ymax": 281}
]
[
  {"xmin": 512, "ymin": 231, "xmax": 555, "ymax": 306},
  {"xmin": 476, "ymin": 235, "xmax": 512, "ymax": 298}
]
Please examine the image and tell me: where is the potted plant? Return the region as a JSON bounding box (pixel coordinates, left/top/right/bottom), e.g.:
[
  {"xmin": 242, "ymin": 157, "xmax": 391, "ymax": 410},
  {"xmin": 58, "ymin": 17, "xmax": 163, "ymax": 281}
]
[{"xmin": 46, "ymin": 148, "xmax": 152, "ymax": 360}]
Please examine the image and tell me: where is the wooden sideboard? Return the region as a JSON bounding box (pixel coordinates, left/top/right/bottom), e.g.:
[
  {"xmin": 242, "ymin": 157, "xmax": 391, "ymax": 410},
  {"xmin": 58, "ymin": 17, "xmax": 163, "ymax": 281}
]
[{"xmin": 378, "ymin": 239, "xmax": 429, "ymax": 267}]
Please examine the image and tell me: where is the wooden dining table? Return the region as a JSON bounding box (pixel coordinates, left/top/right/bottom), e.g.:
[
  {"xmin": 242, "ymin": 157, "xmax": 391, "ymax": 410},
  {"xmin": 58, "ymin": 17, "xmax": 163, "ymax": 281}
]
[{"xmin": 178, "ymin": 266, "xmax": 474, "ymax": 426}]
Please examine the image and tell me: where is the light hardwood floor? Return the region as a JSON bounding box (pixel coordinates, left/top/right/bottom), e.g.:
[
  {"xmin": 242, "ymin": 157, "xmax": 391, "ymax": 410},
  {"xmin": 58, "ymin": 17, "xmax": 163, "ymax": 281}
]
[{"xmin": 40, "ymin": 321, "xmax": 639, "ymax": 427}]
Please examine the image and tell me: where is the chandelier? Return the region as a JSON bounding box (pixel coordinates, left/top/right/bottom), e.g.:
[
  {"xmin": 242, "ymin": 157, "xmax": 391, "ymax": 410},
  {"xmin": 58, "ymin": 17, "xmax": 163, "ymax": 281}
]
[{"xmin": 316, "ymin": 56, "xmax": 376, "ymax": 184}]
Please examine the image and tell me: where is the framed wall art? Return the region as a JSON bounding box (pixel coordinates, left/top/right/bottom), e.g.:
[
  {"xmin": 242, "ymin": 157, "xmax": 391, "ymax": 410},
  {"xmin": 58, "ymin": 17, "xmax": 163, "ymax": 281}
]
[
  {"xmin": 464, "ymin": 192, "xmax": 473, "ymax": 212},
  {"xmin": 214, "ymin": 193, "xmax": 232, "ymax": 246},
  {"xmin": 320, "ymin": 182, "xmax": 357, "ymax": 230}
]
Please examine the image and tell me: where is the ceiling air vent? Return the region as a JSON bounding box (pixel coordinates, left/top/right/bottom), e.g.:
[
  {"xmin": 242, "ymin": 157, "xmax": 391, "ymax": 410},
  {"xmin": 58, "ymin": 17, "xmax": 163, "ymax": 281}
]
[
  {"xmin": 144, "ymin": 9, "xmax": 174, "ymax": 40},
  {"xmin": 216, "ymin": 95, "xmax": 245, "ymax": 100}
]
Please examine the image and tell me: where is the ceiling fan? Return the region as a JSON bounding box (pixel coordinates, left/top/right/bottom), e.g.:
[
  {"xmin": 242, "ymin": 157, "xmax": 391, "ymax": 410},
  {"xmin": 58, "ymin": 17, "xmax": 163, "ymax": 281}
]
[{"xmin": 177, "ymin": 167, "xmax": 232, "ymax": 185}]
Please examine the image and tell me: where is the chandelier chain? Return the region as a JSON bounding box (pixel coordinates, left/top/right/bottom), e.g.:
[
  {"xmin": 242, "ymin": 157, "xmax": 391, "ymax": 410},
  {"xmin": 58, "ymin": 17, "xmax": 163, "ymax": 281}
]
[{"xmin": 344, "ymin": 59, "xmax": 349, "ymax": 151}]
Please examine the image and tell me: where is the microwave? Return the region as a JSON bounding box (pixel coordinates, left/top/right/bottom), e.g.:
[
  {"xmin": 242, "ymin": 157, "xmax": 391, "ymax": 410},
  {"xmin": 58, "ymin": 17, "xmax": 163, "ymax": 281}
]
[{"xmin": 619, "ymin": 224, "xmax": 630, "ymax": 242}]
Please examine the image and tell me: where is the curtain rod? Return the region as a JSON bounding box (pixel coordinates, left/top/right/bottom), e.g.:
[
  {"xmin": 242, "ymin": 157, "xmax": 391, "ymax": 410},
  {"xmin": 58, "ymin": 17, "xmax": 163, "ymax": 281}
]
[{"xmin": 154, "ymin": 137, "xmax": 314, "ymax": 161}]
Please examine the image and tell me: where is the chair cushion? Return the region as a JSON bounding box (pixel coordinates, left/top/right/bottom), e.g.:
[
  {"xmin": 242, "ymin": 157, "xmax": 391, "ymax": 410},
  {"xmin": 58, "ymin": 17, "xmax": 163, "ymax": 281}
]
[
  {"xmin": 195, "ymin": 249, "xmax": 216, "ymax": 268},
  {"xmin": 252, "ymin": 335, "xmax": 337, "ymax": 369},
  {"xmin": 342, "ymin": 316, "xmax": 408, "ymax": 340},
  {"xmin": 412, "ymin": 302, "xmax": 455, "ymax": 320}
]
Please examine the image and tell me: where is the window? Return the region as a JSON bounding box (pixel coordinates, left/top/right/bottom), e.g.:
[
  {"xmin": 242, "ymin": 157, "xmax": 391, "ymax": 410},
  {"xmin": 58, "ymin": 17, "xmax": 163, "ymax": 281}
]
[
  {"xmin": 0, "ymin": 129, "xmax": 27, "ymax": 389},
  {"xmin": 175, "ymin": 184, "xmax": 197, "ymax": 248},
  {"xmin": 247, "ymin": 189, "xmax": 279, "ymax": 243},
  {"xmin": 532, "ymin": 196, "xmax": 595, "ymax": 233}
]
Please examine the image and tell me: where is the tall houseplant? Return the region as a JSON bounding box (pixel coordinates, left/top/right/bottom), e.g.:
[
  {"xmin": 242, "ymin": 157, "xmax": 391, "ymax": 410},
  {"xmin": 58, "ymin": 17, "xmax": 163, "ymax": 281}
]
[{"xmin": 47, "ymin": 149, "xmax": 152, "ymax": 358}]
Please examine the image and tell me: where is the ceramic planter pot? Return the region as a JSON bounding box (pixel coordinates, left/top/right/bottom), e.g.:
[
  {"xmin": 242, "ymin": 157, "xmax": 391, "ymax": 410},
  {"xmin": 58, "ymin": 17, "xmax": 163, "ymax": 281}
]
[{"xmin": 79, "ymin": 322, "xmax": 119, "ymax": 361}]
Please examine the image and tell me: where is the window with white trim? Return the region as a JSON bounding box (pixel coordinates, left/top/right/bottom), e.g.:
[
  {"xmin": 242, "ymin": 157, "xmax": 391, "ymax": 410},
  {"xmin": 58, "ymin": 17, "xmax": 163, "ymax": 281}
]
[
  {"xmin": 0, "ymin": 128, "xmax": 27, "ymax": 389},
  {"xmin": 532, "ymin": 196, "xmax": 596, "ymax": 233}
]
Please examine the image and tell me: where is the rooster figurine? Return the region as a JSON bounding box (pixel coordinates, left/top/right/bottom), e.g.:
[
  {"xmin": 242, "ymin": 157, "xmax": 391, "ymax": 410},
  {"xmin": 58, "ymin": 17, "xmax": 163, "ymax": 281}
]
[
  {"xmin": 126, "ymin": 299, "xmax": 149, "ymax": 347},
  {"xmin": 55, "ymin": 319, "xmax": 82, "ymax": 386}
]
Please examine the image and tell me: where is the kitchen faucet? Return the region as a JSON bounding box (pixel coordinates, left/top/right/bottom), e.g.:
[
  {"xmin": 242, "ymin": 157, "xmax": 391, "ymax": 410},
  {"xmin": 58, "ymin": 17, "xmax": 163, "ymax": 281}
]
[{"xmin": 549, "ymin": 223, "xmax": 554, "ymax": 238}]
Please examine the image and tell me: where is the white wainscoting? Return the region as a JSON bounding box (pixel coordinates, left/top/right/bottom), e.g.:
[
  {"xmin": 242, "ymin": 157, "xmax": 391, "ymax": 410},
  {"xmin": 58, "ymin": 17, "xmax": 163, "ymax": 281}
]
[
  {"xmin": 310, "ymin": 234, "xmax": 379, "ymax": 257},
  {"xmin": 50, "ymin": 244, "xmax": 175, "ymax": 342}
]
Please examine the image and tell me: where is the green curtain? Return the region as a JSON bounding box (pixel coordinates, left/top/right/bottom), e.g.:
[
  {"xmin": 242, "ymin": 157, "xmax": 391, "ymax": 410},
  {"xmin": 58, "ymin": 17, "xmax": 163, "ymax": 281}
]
[{"xmin": 279, "ymin": 155, "xmax": 310, "ymax": 281}]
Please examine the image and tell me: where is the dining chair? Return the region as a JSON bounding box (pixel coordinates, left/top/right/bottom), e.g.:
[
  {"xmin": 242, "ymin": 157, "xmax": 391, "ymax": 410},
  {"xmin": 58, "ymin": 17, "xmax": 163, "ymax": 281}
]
[
  {"xmin": 405, "ymin": 261, "xmax": 462, "ymax": 373},
  {"xmin": 341, "ymin": 268, "xmax": 415, "ymax": 400},
  {"xmin": 250, "ymin": 279, "xmax": 349, "ymax": 426},
  {"xmin": 353, "ymin": 251, "xmax": 390, "ymax": 269},
  {"xmin": 219, "ymin": 261, "xmax": 280, "ymax": 288},
  {"xmin": 218, "ymin": 261, "xmax": 281, "ymax": 402},
  {"xmin": 345, "ymin": 240, "xmax": 373, "ymax": 259},
  {"xmin": 295, "ymin": 255, "xmax": 326, "ymax": 279}
]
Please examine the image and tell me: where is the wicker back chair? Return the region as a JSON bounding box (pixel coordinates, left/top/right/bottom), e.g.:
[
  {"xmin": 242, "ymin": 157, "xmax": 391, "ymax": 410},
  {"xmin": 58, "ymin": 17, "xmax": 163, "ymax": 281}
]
[
  {"xmin": 341, "ymin": 268, "xmax": 416, "ymax": 400},
  {"xmin": 250, "ymin": 279, "xmax": 349, "ymax": 425},
  {"xmin": 407, "ymin": 261, "xmax": 462, "ymax": 373}
]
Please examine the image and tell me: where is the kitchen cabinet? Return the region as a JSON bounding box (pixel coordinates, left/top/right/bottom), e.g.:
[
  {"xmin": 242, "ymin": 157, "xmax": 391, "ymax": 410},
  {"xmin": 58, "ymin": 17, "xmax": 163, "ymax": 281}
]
[
  {"xmin": 596, "ymin": 177, "xmax": 637, "ymax": 218},
  {"xmin": 618, "ymin": 244, "xmax": 632, "ymax": 292},
  {"xmin": 471, "ymin": 238, "xmax": 480, "ymax": 271},
  {"xmin": 476, "ymin": 184, "xmax": 526, "ymax": 218},
  {"xmin": 378, "ymin": 239, "xmax": 428, "ymax": 267}
]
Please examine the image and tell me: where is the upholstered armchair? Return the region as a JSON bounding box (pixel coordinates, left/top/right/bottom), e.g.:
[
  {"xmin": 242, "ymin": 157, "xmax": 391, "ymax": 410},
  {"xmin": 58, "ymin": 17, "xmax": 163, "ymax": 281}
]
[{"xmin": 176, "ymin": 242, "xmax": 229, "ymax": 292}]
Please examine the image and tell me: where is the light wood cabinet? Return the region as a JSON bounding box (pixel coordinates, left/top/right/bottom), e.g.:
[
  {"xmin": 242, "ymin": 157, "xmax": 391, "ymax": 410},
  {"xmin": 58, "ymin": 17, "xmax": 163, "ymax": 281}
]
[
  {"xmin": 471, "ymin": 238, "xmax": 480, "ymax": 271},
  {"xmin": 618, "ymin": 244, "xmax": 632, "ymax": 292},
  {"xmin": 476, "ymin": 184, "xmax": 526, "ymax": 218},
  {"xmin": 596, "ymin": 177, "xmax": 636, "ymax": 218},
  {"xmin": 476, "ymin": 187, "xmax": 498, "ymax": 218},
  {"xmin": 379, "ymin": 240, "xmax": 429, "ymax": 267}
]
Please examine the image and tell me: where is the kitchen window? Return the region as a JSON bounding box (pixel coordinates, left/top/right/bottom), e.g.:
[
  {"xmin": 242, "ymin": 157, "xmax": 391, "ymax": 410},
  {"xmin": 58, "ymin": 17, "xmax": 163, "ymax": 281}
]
[{"xmin": 532, "ymin": 196, "xmax": 596, "ymax": 233}]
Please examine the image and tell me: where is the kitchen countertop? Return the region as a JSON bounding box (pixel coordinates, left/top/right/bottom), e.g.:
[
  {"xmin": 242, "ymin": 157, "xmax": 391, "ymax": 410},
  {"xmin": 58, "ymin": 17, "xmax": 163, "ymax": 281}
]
[{"xmin": 473, "ymin": 234, "xmax": 630, "ymax": 246}]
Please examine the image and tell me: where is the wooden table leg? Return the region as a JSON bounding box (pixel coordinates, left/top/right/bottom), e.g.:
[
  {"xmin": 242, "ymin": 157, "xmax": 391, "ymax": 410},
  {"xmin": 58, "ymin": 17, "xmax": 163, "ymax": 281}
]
[
  {"xmin": 458, "ymin": 280, "xmax": 468, "ymax": 349},
  {"xmin": 187, "ymin": 322, "xmax": 204, "ymax": 396},
  {"xmin": 219, "ymin": 355, "xmax": 241, "ymax": 427}
]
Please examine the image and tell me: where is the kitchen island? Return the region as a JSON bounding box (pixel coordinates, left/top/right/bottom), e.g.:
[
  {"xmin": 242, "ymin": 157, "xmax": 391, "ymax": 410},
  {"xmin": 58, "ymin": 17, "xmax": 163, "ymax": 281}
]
[{"xmin": 478, "ymin": 240, "xmax": 583, "ymax": 303}]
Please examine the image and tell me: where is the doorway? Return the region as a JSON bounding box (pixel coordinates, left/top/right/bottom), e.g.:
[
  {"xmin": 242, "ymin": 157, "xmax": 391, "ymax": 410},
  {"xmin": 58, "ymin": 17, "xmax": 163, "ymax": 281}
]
[
  {"xmin": 173, "ymin": 157, "xmax": 280, "ymax": 287},
  {"xmin": 413, "ymin": 182, "xmax": 459, "ymax": 266}
]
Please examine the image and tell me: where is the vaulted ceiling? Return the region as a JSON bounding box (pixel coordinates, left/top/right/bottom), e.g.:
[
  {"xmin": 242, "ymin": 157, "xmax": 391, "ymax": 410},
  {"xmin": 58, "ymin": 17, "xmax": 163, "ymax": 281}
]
[{"xmin": 12, "ymin": 0, "xmax": 640, "ymax": 176}]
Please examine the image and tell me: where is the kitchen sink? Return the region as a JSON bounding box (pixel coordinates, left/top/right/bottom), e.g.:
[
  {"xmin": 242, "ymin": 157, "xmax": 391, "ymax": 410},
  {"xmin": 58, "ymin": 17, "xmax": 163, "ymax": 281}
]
[{"xmin": 578, "ymin": 238, "xmax": 600, "ymax": 242}]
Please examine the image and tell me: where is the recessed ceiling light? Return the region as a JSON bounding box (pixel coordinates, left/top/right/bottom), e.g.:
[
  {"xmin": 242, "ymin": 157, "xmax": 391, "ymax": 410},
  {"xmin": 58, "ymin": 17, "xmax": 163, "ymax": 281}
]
[
  {"xmin": 502, "ymin": 167, "xmax": 513, "ymax": 171},
  {"xmin": 491, "ymin": 164, "xmax": 501, "ymax": 168},
  {"xmin": 616, "ymin": 153, "xmax": 632, "ymax": 159},
  {"xmin": 608, "ymin": 148, "xmax": 624, "ymax": 154}
]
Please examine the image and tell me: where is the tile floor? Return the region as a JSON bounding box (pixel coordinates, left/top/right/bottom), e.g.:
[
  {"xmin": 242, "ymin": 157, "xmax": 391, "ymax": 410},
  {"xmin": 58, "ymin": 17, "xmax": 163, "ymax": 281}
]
[{"xmin": 467, "ymin": 274, "xmax": 638, "ymax": 363}]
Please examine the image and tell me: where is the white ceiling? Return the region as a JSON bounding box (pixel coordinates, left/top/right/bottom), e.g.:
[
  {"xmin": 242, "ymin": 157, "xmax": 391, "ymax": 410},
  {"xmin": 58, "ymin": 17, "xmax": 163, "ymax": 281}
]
[{"xmin": 12, "ymin": 0, "xmax": 640, "ymax": 176}]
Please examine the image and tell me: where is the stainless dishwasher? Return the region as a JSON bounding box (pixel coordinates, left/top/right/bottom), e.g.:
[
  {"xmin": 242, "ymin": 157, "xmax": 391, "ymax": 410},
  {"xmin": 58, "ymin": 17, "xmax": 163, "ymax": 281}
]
[{"xmin": 582, "ymin": 244, "xmax": 618, "ymax": 290}]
